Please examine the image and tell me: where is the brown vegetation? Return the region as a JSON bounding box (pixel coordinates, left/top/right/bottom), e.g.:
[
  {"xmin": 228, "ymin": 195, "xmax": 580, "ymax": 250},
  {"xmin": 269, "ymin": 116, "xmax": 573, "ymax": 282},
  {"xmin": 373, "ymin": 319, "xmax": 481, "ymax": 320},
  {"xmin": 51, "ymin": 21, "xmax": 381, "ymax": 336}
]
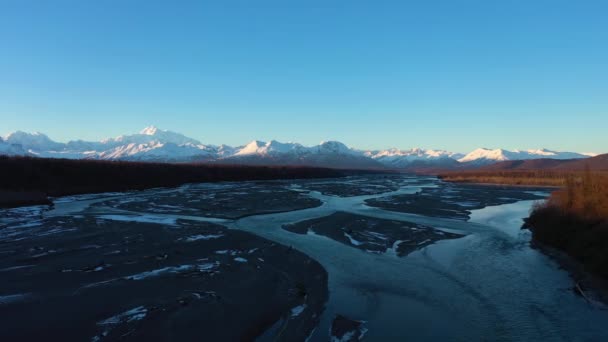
[
  {"xmin": 0, "ymin": 156, "xmax": 344, "ymax": 208},
  {"xmin": 475, "ymin": 153, "xmax": 608, "ymax": 171},
  {"xmin": 437, "ymin": 170, "xmax": 576, "ymax": 186},
  {"xmin": 525, "ymin": 167, "xmax": 608, "ymax": 279},
  {"xmin": 440, "ymin": 167, "xmax": 608, "ymax": 219},
  {"xmin": 544, "ymin": 167, "xmax": 608, "ymax": 219}
]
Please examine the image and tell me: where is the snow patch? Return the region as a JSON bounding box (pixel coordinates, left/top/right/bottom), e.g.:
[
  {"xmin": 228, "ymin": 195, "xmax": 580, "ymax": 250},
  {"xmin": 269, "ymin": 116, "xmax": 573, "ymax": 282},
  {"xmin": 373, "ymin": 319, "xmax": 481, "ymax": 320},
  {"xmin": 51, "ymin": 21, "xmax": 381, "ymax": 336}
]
[
  {"xmin": 97, "ymin": 214, "xmax": 178, "ymax": 226},
  {"xmin": 0, "ymin": 293, "xmax": 30, "ymax": 304},
  {"xmin": 290, "ymin": 304, "xmax": 307, "ymax": 318},
  {"xmin": 344, "ymin": 232, "xmax": 363, "ymax": 246},
  {"xmin": 183, "ymin": 234, "xmax": 224, "ymax": 242},
  {"xmin": 124, "ymin": 262, "xmax": 219, "ymax": 280},
  {"xmin": 98, "ymin": 306, "xmax": 148, "ymax": 325}
]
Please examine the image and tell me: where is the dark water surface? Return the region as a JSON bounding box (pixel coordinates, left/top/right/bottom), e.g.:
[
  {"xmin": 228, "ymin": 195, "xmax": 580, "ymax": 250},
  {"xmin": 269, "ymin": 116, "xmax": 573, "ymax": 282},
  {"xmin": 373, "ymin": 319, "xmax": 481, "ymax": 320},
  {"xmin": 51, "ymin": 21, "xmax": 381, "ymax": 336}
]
[{"xmin": 2, "ymin": 175, "xmax": 607, "ymax": 341}]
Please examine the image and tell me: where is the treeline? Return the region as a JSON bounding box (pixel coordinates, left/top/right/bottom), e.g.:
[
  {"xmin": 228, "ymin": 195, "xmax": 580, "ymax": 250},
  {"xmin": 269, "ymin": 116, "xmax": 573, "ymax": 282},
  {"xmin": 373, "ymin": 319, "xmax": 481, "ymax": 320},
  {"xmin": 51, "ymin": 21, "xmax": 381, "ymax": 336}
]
[
  {"xmin": 0, "ymin": 156, "xmax": 344, "ymax": 208},
  {"xmin": 525, "ymin": 168, "xmax": 608, "ymax": 279},
  {"xmin": 544, "ymin": 169, "xmax": 608, "ymax": 219},
  {"xmin": 437, "ymin": 170, "xmax": 599, "ymax": 187}
]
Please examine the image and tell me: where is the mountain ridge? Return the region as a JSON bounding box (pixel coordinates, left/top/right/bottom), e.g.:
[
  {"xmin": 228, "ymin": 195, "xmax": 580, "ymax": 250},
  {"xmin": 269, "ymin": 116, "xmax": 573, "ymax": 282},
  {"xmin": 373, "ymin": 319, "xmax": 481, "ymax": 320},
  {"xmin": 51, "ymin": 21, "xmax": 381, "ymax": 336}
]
[
  {"xmin": 476, "ymin": 154, "xmax": 608, "ymax": 171},
  {"xmin": 1, "ymin": 126, "xmax": 595, "ymax": 169}
]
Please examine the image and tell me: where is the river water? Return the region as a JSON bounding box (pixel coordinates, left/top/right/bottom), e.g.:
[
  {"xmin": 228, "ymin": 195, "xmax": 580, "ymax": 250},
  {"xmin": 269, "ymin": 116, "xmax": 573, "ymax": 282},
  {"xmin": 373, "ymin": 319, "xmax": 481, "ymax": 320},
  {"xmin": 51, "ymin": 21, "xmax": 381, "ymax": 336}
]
[
  {"xmin": 231, "ymin": 181, "xmax": 608, "ymax": 341},
  {"xmin": 6, "ymin": 175, "xmax": 608, "ymax": 341}
]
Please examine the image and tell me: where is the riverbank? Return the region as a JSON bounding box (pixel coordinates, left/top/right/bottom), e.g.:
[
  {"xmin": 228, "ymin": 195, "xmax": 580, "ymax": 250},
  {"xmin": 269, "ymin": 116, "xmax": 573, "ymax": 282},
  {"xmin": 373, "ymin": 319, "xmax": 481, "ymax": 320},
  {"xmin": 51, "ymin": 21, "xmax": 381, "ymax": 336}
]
[
  {"xmin": 523, "ymin": 169, "xmax": 608, "ymax": 283},
  {"xmin": 525, "ymin": 206, "xmax": 608, "ymax": 281},
  {"xmin": 529, "ymin": 238, "xmax": 608, "ymax": 307},
  {"xmin": 0, "ymin": 156, "xmax": 345, "ymax": 208}
]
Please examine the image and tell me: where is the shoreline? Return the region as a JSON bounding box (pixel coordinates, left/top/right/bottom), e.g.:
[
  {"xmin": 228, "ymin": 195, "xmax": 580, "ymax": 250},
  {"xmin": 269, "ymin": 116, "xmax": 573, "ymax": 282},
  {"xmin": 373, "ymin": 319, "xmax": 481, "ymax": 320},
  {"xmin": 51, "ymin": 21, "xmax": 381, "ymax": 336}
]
[
  {"xmin": 528, "ymin": 239, "xmax": 608, "ymax": 307},
  {"xmin": 524, "ymin": 207, "xmax": 608, "ymax": 294}
]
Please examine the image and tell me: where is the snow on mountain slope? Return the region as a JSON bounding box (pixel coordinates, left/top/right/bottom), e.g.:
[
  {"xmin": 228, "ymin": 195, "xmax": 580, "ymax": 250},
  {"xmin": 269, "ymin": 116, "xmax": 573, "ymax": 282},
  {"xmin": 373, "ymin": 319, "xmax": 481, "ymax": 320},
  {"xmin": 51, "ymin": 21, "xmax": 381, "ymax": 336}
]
[
  {"xmin": 458, "ymin": 148, "xmax": 588, "ymax": 164},
  {"xmin": 65, "ymin": 139, "xmax": 105, "ymax": 152},
  {"xmin": 98, "ymin": 142, "xmax": 216, "ymax": 161},
  {"xmin": 0, "ymin": 127, "xmax": 594, "ymax": 169},
  {"xmin": 315, "ymin": 141, "xmax": 358, "ymax": 155},
  {"xmin": 582, "ymin": 152, "xmax": 599, "ymax": 157},
  {"xmin": 1, "ymin": 127, "xmax": 212, "ymax": 161},
  {"xmin": 525, "ymin": 148, "xmax": 591, "ymax": 160},
  {"xmin": 0, "ymin": 137, "xmax": 30, "ymax": 156},
  {"xmin": 225, "ymin": 140, "xmax": 382, "ymax": 169},
  {"xmin": 101, "ymin": 126, "xmax": 202, "ymax": 147},
  {"xmin": 458, "ymin": 148, "xmax": 513, "ymax": 163},
  {"xmin": 234, "ymin": 140, "xmax": 307, "ymax": 156},
  {"xmin": 232, "ymin": 140, "xmax": 360, "ymax": 158},
  {"xmin": 3, "ymin": 131, "xmax": 65, "ymax": 152},
  {"xmin": 365, "ymin": 148, "xmax": 464, "ymax": 168},
  {"xmin": 216, "ymin": 144, "xmax": 237, "ymax": 158}
]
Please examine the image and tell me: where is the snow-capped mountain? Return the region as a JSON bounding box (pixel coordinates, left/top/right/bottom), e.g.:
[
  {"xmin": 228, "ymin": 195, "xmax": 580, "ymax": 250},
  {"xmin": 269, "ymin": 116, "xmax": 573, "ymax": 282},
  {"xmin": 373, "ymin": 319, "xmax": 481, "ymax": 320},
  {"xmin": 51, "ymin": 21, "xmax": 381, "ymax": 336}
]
[
  {"xmin": 365, "ymin": 148, "xmax": 464, "ymax": 168},
  {"xmin": 0, "ymin": 126, "xmax": 593, "ymax": 169},
  {"xmin": 3, "ymin": 126, "xmax": 217, "ymax": 161},
  {"xmin": 101, "ymin": 126, "xmax": 202, "ymax": 147},
  {"xmin": 0, "ymin": 137, "xmax": 31, "ymax": 156},
  {"xmin": 458, "ymin": 148, "xmax": 589, "ymax": 165},
  {"xmin": 315, "ymin": 141, "xmax": 358, "ymax": 155},
  {"xmin": 234, "ymin": 140, "xmax": 308, "ymax": 157},
  {"xmin": 4, "ymin": 131, "xmax": 65, "ymax": 152},
  {"xmin": 97, "ymin": 142, "xmax": 216, "ymax": 162},
  {"xmin": 224, "ymin": 140, "xmax": 381, "ymax": 169}
]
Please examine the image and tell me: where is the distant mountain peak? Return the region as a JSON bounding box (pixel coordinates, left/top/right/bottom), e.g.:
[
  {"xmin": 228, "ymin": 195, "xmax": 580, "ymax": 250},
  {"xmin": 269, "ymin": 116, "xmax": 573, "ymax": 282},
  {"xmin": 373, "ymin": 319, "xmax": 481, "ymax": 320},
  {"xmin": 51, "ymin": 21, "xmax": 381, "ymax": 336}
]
[
  {"xmin": 6, "ymin": 130, "xmax": 50, "ymax": 139},
  {"xmin": 4, "ymin": 130, "xmax": 64, "ymax": 152},
  {"xmin": 235, "ymin": 140, "xmax": 267, "ymax": 155},
  {"xmin": 102, "ymin": 127, "xmax": 202, "ymax": 146},
  {"xmin": 140, "ymin": 126, "xmax": 160, "ymax": 135},
  {"xmin": 0, "ymin": 127, "xmax": 596, "ymax": 169},
  {"xmin": 318, "ymin": 141, "xmax": 352, "ymax": 154},
  {"xmin": 458, "ymin": 147, "xmax": 589, "ymax": 164},
  {"xmin": 583, "ymin": 152, "xmax": 599, "ymax": 157}
]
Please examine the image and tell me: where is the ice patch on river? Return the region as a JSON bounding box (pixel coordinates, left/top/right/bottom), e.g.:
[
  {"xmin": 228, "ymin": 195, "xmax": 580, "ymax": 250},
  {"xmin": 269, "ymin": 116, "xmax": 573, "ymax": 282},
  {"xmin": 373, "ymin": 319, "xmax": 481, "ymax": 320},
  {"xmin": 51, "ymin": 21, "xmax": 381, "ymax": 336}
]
[
  {"xmin": 124, "ymin": 262, "xmax": 220, "ymax": 280},
  {"xmin": 0, "ymin": 293, "xmax": 30, "ymax": 304},
  {"xmin": 343, "ymin": 232, "xmax": 363, "ymax": 246},
  {"xmin": 291, "ymin": 304, "xmax": 307, "ymax": 317},
  {"xmin": 97, "ymin": 214, "xmax": 178, "ymax": 226},
  {"xmin": 215, "ymin": 250, "xmax": 239, "ymax": 256},
  {"xmin": 98, "ymin": 306, "xmax": 147, "ymax": 325},
  {"xmin": 182, "ymin": 234, "xmax": 224, "ymax": 242},
  {"xmin": 93, "ymin": 306, "xmax": 147, "ymax": 341}
]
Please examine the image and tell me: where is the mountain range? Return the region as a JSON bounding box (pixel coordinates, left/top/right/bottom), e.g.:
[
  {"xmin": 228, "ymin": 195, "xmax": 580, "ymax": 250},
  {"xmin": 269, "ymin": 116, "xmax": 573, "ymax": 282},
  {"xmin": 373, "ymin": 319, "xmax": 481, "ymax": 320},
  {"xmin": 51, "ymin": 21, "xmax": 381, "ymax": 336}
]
[{"xmin": 0, "ymin": 126, "xmax": 596, "ymax": 169}]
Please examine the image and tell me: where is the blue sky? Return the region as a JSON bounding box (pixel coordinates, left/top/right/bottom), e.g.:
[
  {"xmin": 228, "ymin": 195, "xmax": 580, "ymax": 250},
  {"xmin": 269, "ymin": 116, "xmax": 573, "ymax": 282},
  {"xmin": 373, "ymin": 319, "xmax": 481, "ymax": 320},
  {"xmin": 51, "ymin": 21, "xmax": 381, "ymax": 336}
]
[{"xmin": 1, "ymin": 0, "xmax": 606, "ymax": 153}]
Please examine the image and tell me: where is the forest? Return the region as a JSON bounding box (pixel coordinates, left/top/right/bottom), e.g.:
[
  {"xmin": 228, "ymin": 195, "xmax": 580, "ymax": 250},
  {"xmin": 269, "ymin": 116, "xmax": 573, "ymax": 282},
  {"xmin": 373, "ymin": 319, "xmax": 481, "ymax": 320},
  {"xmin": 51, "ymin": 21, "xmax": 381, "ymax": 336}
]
[
  {"xmin": 0, "ymin": 156, "xmax": 344, "ymax": 208},
  {"xmin": 438, "ymin": 170, "xmax": 580, "ymax": 186},
  {"xmin": 525, "ymin": 168, "xmax": 608, "ymax": 279}
]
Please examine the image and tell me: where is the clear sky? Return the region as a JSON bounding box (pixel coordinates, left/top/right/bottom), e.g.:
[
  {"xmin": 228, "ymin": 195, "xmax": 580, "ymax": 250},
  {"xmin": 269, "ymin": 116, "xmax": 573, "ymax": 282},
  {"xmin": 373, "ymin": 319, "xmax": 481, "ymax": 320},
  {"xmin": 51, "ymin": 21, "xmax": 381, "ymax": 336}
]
[{"xmin": 1, "ymin": 0, "xmax": 606, "ymax": 153}]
